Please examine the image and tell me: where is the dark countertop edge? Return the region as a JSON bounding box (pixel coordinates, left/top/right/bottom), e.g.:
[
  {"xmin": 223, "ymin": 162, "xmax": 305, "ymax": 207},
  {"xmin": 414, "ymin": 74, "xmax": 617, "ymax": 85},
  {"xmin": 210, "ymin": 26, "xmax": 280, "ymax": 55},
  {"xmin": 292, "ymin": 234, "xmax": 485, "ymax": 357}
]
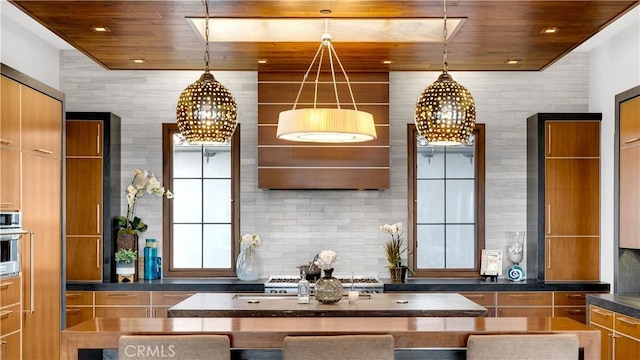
[
  {"xmin": 66, "ymin": 278, "xmax": 611, "ymax": 292},
  {"xmin": 586, "ymin": 294, "xmax": 640, "ymax": 319}
]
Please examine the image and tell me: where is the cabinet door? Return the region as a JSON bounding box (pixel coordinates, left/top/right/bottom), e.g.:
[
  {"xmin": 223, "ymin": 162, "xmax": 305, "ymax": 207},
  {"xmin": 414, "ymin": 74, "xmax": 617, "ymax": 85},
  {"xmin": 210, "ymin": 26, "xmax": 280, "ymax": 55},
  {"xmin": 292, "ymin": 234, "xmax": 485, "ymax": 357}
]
[
  {"xmin": 0, "ymin": 277, "xmax": 21, "ymax": 308},
  {"xmin": 614, "ymin": 335, "xmax": 640, "ymax": 360},
  {"xmin": 65, "ymin": 307, "xmax": 94, "ymax": 329},
  {"xmin": 620, "ymin": 96, "xmax": 640, "ymax": 145},
  {"xmin": 20, "ymin": 86, "xmax": 62, "ymax": 159},
  {"xmin": 94, "ymin": 307, "xmax": 149, "ymax": 318},
  {"xmin": 545, "ymin": 236, "xmax": 599, "ymax": 281},
  {"xmin": 0, "ymin": 76, "xmax": 21, "ymax": 150},
  {"xmin": 620, "ymin": 145, "xmax": 640, "ymax": 249},
  {"xmin": 591, "ymin": 323, "xmax": 613, "ymax": 360},
  {"xmin": 497, "ymin": 307, "xmax": 552, "ymax": 317},
  {"xmin": 545, "ymin": 121, "xmax": 600, "ymax": 158},
  {"xmin": 0, "ymin": 148, "xmax": 20, "ymax": 211},
  {"xmin": 545, "ymin": 159, "xmax": 600, "ymax": 236},
  {"xmin": 21, "ymin": 153, "xmax": 61, "ymax": 360},
  {"xmin": 66, "ymin": 237, "xmax": 102, "ymax": 281},
  {"xmin": 66, "ymin": 158, "xmax": 102, "ymax": 235},
  {"xmin": 66, "ymin": 120, "xmax": 102, "ymax": 156},
  {"xmin": 554, "ymin": 306, "xmax": 587, "ymax": 324},
  {"xmin": 0, "ymin": 331, "xmax": 21, "ymax": 360}
]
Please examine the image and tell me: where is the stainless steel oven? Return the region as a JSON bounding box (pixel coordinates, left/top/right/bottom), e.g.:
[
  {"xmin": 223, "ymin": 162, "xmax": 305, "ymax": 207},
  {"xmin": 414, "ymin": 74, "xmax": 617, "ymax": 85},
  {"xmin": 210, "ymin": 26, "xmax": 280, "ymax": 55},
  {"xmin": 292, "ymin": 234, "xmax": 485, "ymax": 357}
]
[{"xmin": 0, "ymin": 212, "xmax": 23, "ymax": 278}]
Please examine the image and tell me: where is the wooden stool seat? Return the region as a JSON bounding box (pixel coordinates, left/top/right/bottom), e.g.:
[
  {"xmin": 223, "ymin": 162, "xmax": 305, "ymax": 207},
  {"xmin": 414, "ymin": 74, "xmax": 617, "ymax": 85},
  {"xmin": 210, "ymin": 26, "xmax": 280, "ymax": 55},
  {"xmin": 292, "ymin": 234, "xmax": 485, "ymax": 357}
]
[
  {"xmin": 282, "ymin": 334, "xmax": 395, "ymax": 360},
  {"xmin": 118, "ymin": 334, "xmax": 230, "ymax": 360}
]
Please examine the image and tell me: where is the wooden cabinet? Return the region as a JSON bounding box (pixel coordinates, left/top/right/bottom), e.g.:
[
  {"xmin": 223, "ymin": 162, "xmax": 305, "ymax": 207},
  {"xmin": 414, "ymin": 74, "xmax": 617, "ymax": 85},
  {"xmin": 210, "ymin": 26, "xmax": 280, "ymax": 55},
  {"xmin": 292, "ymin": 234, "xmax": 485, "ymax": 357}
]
[
  {"xmin": 554, "ymin": 292, "xmax": 589, "ymax": 324},
  {"xmin": 0, "ymin": 276, "xmax": 21, "ymax": 360},
  {"xmin": 95, "ymin": 291, "xmax": 151, "ymax": 318},
  {"xmin": 151, "ymin": 291, "xmax": 197, "ymax": 318},
  {"xmin": 459, "ymin": 292, "xmax": 496, "ymax": 317},
  {"xmin": 0, "ymin": 148, "xmax": 20, "ymax": 211},
  {"xmin": 619, "ymin": 95, "xmax": 640, "ymax": 249},
  {"xmin": 20, "ymin": 86, "xmax": 62, "ymax": 159},
  {"xmin": 65, "ymin": 114, "xmax": 121, "ymax": 282},
  {"xmin": 65, "ymin": 292, "xmax": 94, "ymax": 329},
  {"xmin": 590, "ymin": 305, "xmax": 640, "ymax": 360},
  {"xmin": 0, "ymin": 331, "xmax": 21, "ymax": 360},
  {"xmin": 0, "ymin": 76, "xmax": 21, "ymax": 150},
  {"xmin": 496, "ymin": 292, "xmax": 553, "ymax": 318},
  {"xmin": 527, "ymin": 114, "xmax": 601, "ymax": 281}
]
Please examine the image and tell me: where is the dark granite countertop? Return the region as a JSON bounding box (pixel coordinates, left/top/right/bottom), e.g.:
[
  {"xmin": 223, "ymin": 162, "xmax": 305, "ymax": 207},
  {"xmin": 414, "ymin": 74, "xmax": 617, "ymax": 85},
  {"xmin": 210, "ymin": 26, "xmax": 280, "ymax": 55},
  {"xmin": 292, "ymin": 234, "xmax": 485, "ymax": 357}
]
[
  {"xmin": 66, "ymin": 277, "xmax": 610, "ymax": 292},
  {"xmin": 587, "ymin": 293, "xmax": 640, "ymax": 319}
]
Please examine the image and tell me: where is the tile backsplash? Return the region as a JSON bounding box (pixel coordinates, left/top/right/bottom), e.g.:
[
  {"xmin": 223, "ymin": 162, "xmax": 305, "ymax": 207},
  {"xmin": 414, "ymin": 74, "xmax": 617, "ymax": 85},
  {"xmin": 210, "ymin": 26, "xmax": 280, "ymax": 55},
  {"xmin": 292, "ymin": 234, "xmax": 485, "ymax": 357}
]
[{"xmin": 60, "ymin": 50, "xmax": 589, "ymax": 278}]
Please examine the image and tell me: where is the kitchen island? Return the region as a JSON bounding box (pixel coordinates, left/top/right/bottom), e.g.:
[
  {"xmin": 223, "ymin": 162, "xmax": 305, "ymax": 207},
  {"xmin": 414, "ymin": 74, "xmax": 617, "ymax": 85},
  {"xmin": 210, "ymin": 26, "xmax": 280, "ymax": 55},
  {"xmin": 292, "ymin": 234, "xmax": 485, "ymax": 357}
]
[{"xmin": 167, "ymin": 292, "xmax": 488, "ymax": 318}]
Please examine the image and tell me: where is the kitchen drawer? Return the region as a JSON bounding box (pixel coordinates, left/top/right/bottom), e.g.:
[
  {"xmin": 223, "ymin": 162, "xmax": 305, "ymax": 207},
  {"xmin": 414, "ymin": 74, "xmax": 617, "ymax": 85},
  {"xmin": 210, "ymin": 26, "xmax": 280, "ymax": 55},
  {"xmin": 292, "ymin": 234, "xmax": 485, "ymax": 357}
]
[
  {"xmin": 554, "ymin": 306, "xmax": 587, "ymax": 324},
  {"xmin": 0, "ymin": 303, "xmax": 20, "ymax": 335},
  {"xmin": 152, "ymin": 307, "xmax": 169, "ymax": 318},
  {"xmin": 66, "ymin": 291, "xmax": 93, "ymax": 306},
  {"xmin": 0, "ymin": 277, "xmax": 20, "ymax": 307},
  {"xmin": 590, "ymin": 305, "xmax": 614, "ymax": 328},
  {"xmin": 95, "ymin": 291, "xmax": 150, "ymax": 306},
  {"xmin": 497, "ymin": 292, "xmax": 552, "ymax": 306},
  {"xmin": 65, "ymin": 307, "xmax": 94, "ymax": 329},
  {"xmin": 151, "ymin": 291, "xmax": 197, "ymax": 306},
  {"xmin": 615, "ymin": 313, "xmax": 640, "ymax": 339},
  {"xmin": 554, "ymin": 292, "xmax": 587, "ymax": 306},
  {"xmin": 459, "ymin": 292, "xmax": 496, "ymax": 306},
  {"xmin": 95, "ymin": 307, "xmax": 150, "ymax": 318},
  {"xmin": 497, "ymin": 307, "xmax": 552, "ymax": 318},
  {"xmin": 0, "ymin": 330, "xmax": 21, "ymax": 360}
]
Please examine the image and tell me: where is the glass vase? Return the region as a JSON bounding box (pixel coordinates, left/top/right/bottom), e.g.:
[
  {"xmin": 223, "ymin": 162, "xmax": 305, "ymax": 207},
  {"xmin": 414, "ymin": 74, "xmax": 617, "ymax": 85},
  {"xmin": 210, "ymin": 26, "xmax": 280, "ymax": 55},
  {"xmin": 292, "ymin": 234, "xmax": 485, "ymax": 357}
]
[
  {"xmin": 314, "ymin": 268, "xmax": 343, "ymax": 304},
  {"xmin": 236, "ymin": 247, "xmax": 260, "ymax": 281}
]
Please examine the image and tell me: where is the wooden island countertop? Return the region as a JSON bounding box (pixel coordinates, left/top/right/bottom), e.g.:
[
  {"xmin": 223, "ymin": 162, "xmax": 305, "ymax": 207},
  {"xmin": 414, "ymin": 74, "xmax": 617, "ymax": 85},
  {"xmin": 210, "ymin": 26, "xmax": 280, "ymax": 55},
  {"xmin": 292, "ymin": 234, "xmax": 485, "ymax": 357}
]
[{"xmin": 167, "ymin": 292, "xmax": 489, "ymax": 318}]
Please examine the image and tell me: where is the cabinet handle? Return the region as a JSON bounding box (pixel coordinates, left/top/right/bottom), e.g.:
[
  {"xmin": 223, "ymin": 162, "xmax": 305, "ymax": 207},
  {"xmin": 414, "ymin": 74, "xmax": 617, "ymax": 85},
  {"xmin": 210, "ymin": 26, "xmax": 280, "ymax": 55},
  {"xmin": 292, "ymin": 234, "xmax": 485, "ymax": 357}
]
[
  {"xmin": 96, "ymin": 124, "xmax": 101, "ymax": 155},
  {"xmin": 592, "ymin": 308, "xmax": 612, "ymax": 317},
  {"xmin": 24, "ymin": 231, "xmax": 35, "ymax": 313},
  {"xmin": 565, "ymin": 294, "xmax": 585, "ymax": 300},
  {"xmin": 0, "ymin": 282, "xmax": 13, "ymax": 289},
  {"xmin": 106, "ymin": 293, "xmax": 138, "ymax": 297},
  {"xmin": 66, "ymin": 293, "xmax": 80, "ymax": 298},
  {"xmin": 96, "ymin": 204, "xmax": 101, "ymax": 234},
  {"xmin": 617, "ymin": 317, "xmax": 639, "ymax": 326},
  {"xmin": 34, "ymin": 148, "xmax": 53, "ymax": 155},
  {"xmin": 624, "ymin": 137, "xmax": 640, "ymax": 144},
  {"xmin": 96, "ymin": 239, "xmax": 101, "ymax": 269},
  {"xmin": 153, "ymin": 309, "xmax": 157, "ymax": 317},
  {"xmin": 0, "ymin": 138, "xmax": 12, "ymax": 145},
  {"xmin": 547, "ymin": 238, "xmax": 551, "ymax": 268},
  {"xmin": 547, "ymin": 124, "xmax": 552, "ymax": 155},
  {"xmin": 145, "ymin": 309, "xmax": 150, "ymax": 318},
  {"xmin": 463, "ymin": 294, "xmax": 485, "ymax": 299},
  {"xmin": 565, "ymin": 309, "xmax": 586, "ymax": 315},
  {"xmin": 0, "ymin": 310, "xmax": 12, "ymax": 318},
  {"xmin": 547, "ymin": 204, "xmax": 551, "ymax": 234},
  {"xmin": 509, "ymin": 294, "xmax": 542, "ymax": 299},
  {"xmin": 0, "ymin": 202, "xmax": 13, "ymax": 206},
  {"xmin": 65, "ymin": 308, "xmax": 81, "ymax": 314},
  {"xmin": 163, "ymin": 293, "xmax": 195, "ymax": 298}
]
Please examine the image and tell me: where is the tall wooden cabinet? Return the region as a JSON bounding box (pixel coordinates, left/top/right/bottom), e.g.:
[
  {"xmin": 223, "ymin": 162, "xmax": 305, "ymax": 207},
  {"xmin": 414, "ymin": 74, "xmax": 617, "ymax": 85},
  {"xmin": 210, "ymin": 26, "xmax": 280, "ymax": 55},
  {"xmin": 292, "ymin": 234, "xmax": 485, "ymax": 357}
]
[
  {"xmin": 1, "ymin": 65, "xmax": 64, "ymax": 360},
  {"xmin": 65, "ymin": 113, "xmax": 121, "ymax": 282},
  {"xmin": 619, "ymin": 94, "xmax": 640, "ymax": 249},
  {"xmin": 527, "ymin": 113, "xmax": 601, "ymax": 281}
]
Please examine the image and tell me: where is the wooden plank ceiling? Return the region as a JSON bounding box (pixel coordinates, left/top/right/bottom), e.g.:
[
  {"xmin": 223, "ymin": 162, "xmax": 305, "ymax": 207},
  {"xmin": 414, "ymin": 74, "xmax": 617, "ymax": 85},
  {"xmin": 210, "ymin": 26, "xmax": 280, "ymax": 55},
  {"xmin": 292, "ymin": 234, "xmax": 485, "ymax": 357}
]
[{"xmin": 9, "ymin": 0, "xmax": 640, "ymax": 72}]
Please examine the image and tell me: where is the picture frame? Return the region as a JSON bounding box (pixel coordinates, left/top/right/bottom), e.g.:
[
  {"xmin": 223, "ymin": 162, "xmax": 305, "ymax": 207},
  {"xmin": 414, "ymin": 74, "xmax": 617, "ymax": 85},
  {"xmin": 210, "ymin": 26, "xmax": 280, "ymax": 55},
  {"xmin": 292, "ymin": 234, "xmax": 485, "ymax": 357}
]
[{"xmin": 480, "ymin": 249, "xmax": 503, "ymax": 276}]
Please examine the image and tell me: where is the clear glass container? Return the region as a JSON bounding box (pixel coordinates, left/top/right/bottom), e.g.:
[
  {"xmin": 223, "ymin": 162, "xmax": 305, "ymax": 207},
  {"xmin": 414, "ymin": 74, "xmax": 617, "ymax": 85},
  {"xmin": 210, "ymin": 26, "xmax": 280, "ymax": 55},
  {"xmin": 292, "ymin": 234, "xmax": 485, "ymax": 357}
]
[
  {"xmin": 314, "ymin": 268, "xmax": 343, "ymax": 304},
  {"xmin": 236, "ymin": 247, "xmax": 260, "ymax": 281}
]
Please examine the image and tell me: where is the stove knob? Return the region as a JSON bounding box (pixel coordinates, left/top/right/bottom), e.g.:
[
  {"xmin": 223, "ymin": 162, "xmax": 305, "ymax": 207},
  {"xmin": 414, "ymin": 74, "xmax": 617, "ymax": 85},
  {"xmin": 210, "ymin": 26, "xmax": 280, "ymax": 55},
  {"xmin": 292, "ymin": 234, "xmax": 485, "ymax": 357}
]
[
  {"xmin": 270, "ymin": 290, "xmax": 278, "ymax": 293},
  {"xmin": 279, "ymin": 290, "xmax": 287, "ymax": 293}
]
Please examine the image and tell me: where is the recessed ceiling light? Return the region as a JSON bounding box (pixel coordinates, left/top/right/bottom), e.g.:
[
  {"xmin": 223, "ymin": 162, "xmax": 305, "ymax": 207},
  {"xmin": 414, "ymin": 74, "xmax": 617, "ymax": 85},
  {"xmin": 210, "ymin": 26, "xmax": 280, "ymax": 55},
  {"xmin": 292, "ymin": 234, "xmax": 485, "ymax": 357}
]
[
  {"xmin": 132, "ymin": 59, "xmax": 146, "ymax": 64},
  {"xmin": 257, "ymin": 59, "xmax": 268, "ymax": 64},
  {"xmin": 541, "ymin": 27, "xmax": 558, "ymax": 34},
  {"xmin": 381, "ymin": 60, "xmax": 393, "ymax": 65},
  {"xmin": 91, "ymin": 26, "xmax": 110, "ymax": 32},
  {"xmin": 505, "ymin": 59, "xmax": 520, "ymax": 65}
]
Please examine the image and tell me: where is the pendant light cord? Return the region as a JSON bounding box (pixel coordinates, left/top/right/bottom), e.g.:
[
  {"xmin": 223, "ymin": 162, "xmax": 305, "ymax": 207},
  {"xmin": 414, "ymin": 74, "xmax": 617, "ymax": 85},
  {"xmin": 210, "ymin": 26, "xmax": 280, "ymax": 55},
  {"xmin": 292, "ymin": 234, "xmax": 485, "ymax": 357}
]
[
  {"xmin": 442, "ymin": 0, "xmax": 448, "ymax": 72},
  {"xmin": 203, "ymin": 0, "xmax": 210, "ymax": 73}
]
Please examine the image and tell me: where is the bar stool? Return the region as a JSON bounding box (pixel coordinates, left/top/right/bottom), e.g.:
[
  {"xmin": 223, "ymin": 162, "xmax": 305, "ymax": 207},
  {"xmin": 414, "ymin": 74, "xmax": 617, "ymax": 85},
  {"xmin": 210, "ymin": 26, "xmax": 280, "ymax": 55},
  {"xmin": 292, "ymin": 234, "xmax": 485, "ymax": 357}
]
[
  {"xmin": 118, "ymin": 334, "xmax": 230, "ymax": 360},
  {"xmin": 282, "ymin": 334, "xmax": 395, "ymax": 360},
  {"xmin": 466, "ymin": 334, "xmax": 579, "ymax": 360}
]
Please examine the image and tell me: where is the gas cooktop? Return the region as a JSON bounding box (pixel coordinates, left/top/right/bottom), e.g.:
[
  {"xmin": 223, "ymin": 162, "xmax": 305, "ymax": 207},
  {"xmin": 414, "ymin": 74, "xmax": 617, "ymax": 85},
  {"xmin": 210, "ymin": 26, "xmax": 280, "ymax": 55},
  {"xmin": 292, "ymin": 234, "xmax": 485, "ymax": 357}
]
[{"xmin": 264, "ymin": 275, "xmax": 384, "ymax": 294}]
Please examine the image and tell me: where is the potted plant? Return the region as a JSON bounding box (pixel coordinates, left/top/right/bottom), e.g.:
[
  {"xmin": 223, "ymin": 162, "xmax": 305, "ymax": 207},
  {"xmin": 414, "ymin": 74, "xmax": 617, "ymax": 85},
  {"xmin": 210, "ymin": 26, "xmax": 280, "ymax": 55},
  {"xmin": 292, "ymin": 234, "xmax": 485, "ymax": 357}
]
[
  {"xmin": 115, "ymin": 248, "xmax": 138, "ymax": 283},
  {"xmin": 381, "ymin": 222, "xmax": 409, "ymax": 282}
]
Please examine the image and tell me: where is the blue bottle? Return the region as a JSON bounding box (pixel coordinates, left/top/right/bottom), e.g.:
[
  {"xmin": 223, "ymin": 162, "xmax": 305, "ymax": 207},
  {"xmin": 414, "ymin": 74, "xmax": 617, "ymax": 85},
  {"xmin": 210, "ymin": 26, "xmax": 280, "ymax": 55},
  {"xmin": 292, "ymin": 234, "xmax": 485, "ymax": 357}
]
[{"xmin": 143, "ymin": 239, "xmax": 157, "ymax": 280}]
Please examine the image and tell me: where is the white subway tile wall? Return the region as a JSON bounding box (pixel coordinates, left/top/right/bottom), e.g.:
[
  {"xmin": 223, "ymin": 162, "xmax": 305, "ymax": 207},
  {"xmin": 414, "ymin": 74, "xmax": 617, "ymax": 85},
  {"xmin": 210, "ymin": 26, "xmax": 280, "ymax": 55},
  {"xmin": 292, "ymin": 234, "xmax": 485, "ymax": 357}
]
[{"xmin": 60, "ymin": 50, "xmax": 589, "ymax": 278}]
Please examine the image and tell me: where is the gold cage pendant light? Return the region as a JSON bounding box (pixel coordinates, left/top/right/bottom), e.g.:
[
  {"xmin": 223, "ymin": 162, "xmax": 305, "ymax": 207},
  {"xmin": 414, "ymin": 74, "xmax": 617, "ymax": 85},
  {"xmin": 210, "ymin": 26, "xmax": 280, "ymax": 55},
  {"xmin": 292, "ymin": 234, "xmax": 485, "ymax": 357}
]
[
  {"xmin": 176, "ymin": 0, "xmax": 237, "ymax": 144},
  {"xmin": 276, "ymin": 20, "xmax": 376, "ymax": 143},
  {"xmin": 414, "ymin": 0, "xmax": 476, "ymax": 146}
]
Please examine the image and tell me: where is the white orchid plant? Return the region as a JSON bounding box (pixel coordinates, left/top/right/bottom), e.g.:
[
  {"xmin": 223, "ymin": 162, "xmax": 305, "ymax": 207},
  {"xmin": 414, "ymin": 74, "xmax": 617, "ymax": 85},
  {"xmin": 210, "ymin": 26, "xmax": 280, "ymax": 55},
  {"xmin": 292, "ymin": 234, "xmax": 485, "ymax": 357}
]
[
  {"xmin": 118, "ymin": 169, "xmax": 173, "ymax": 234},
  {"xmin": 314, "ymin": 250, "xmax": 338, "ymax": 270},
  {"xmin": 240, "ymin": 233, "xmax": 262, "ymax": 253},
  {"xmin": 380, "ymin": 222, "xmax": 406, "ymax": 269}
]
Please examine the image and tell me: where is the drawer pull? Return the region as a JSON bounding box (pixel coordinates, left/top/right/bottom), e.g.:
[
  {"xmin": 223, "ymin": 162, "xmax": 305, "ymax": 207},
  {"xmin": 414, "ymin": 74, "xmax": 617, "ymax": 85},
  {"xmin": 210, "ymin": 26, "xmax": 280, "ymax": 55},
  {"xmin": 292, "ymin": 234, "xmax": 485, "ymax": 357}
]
[
  {"xmin": 509, "ymin": 294, "xmax": 542, "ymax": 299},
  {"xmin": 0, "ymin": 310, "xmax": 12, "ymax": 318},
  {"xmin": 565, "ymin": 294, "xmax": 585, "ymax": 300},
  {"xmin": 566, "ymin": 309, "xmax": 586, "ymax": 315},
  {"xmin": 163, "ymin": 293, "xmax": 195, "ymax": 298},
  {"xmin": 624, "ymin": 137, "xmax": 640, "ymax": 144},
  {"xmin": 617, "ymin": 317, "xmax": 639, "ymax": 326},
  {"xmin": 34, "ymin": 148, "xmax": 53, "ymax": 155},
  {"xmin": 0, "ymin": 282, "xmax": 13, "ymax": 289},
  {"xmin": 592, "ymin": 309, "xmax": 612, "ymax": 316},
  {"xmin": 66, "ymin": 308, "xmax": 81, "ymax": 314},
  {"xmin": 66, "ymin": 293, "xmax": 80, "ymax": 298},
  {"xmin": 0, "ymin": 138, "xmax": 12, "ymax": 145},
  {"xmin": 106, "ymin": 293, "xmax": 138, "ymax": 298}
]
